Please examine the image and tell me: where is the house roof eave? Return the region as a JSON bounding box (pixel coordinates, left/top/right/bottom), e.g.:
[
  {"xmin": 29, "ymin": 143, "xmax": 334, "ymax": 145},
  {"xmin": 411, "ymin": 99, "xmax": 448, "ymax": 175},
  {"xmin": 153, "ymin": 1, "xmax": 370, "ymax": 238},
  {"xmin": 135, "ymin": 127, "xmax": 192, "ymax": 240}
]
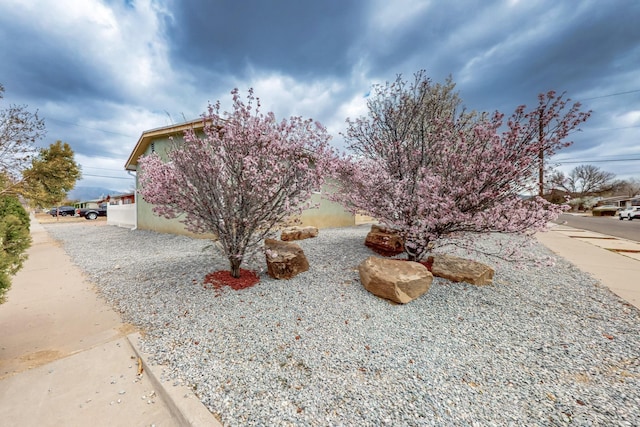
[{"xmin": 124, "ymin": 118, "xmax": 207, "ymax": 171}]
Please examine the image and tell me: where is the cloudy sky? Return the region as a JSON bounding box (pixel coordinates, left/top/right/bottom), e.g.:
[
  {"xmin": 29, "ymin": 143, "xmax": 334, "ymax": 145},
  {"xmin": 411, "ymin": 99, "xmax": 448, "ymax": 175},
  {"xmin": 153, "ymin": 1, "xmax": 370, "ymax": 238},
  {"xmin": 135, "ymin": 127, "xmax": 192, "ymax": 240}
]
[{"xmin": 1, "ymin": 0, "xmax": 639, "ymax": 193}]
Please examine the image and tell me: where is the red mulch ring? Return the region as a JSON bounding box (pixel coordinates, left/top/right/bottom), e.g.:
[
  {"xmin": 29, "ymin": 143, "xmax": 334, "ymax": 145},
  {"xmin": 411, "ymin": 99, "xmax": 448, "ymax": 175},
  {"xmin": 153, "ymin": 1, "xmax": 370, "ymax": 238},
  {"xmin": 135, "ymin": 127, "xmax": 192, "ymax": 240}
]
[
  {"xmin": 203, "ymin": 269, "xmax": 260, "ymax": 294},
  {"xmin": 420, "ymin": 258, "xmax": 433, "ymax": 272}
]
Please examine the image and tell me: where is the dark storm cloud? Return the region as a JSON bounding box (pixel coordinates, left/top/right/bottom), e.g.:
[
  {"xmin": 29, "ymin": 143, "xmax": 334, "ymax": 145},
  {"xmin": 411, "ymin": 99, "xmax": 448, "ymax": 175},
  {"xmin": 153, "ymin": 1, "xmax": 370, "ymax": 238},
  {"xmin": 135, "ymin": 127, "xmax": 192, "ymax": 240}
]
[
  {"xmin": 345, "ymin": 0, "xmax": 640, "ymax": 118},
  {"xmin": 0, "ymin": 8, "xmax": 126, "ymax": 106},
  {"xmin": 164, "ymin": 0, "xmax": 368, "ymax": 80},
  {"xmin": 368, "ymin": 0, "xmax": 640, "ymax": 163},
  {"xmin": 351, "ymin": 1, "xmax": 490, "ymax": 81},
  {"xmin": 488, "ymin": 4, "xmax": 640, "ymax": 98}
]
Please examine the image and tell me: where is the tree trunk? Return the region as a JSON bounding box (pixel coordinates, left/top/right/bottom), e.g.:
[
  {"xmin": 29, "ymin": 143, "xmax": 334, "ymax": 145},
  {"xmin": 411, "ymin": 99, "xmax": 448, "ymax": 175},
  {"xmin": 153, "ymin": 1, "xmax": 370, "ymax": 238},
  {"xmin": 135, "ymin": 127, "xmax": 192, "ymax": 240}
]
[
  {"xmin": 405, "ymin": 237, "xmax": 429, "ymax": 262},
  {"xmin": 538, "ymin": 109, "xmax": 545, "ymax": 197},
  {"xmin": 229, "ymin": 257, "xmax": 241, "ymax": 279},
  {"xmin": 405, "ymin": 245, "xmax": 424, "ymax": 262}
]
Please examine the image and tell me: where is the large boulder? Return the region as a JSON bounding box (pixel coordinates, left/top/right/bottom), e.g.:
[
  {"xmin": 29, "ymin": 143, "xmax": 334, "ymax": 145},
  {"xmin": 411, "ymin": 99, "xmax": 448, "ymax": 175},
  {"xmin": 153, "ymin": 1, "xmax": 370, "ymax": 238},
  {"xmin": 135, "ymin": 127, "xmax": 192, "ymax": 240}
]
[
  {"xmin": 358, "ymin": 256, "xmax": 432, "ymax": 304},
  {"xmin": 426, "ymin": 254, "xmax": 494, "ymax": 285},
  {"xmin": 265, "ymin": 238, "xmax": 309, "ymax": 279},
  {"xmin": 364, "ymin": 224, "xmax": 405, "ymax": 256},
  {"xmin": 281, "ymin": 226, "xmax": 318, "ymax": 241}
]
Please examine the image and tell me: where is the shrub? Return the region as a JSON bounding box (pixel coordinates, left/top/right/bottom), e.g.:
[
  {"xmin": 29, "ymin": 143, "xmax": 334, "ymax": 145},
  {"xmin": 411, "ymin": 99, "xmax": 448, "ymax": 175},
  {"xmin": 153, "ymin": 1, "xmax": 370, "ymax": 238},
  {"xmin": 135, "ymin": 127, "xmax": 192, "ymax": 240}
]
[{"xmin": 0, "ymin": 196, "xmax": 31, "ymax": 302}]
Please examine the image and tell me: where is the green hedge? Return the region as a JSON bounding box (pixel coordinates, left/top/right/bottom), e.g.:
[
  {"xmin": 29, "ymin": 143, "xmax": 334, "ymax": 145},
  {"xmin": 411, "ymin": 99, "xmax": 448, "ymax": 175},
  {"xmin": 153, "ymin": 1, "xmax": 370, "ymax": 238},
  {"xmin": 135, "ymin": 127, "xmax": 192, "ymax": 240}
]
[{"xmin": 0, "ymin": 196, "xmax": 31, "ymax": 302}]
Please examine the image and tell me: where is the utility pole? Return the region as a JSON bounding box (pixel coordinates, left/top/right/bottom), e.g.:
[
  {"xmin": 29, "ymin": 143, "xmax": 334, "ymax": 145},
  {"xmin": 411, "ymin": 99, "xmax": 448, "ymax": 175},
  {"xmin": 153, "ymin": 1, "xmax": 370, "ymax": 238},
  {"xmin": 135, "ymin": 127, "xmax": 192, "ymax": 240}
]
[{"xmin": 538, "ymin": 109, "xmax": 545, "ymax": 197}]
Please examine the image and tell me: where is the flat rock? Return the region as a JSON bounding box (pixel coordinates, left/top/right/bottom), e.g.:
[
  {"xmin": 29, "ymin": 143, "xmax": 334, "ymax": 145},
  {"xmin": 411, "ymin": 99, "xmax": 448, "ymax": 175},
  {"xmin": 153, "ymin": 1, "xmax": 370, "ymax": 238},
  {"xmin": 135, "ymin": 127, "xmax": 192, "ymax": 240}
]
[
  {"xmin": 358, "ymin": 256, "xmax": 432, "ymax": 304},
  {"xmin": 426, "ymin": 254, "xmax": 494, "ymax": 285},
  {"xmin": 265, "ymin": 238, "xmax": 309, "ymax": 279},
  {"xmin": 364, "ymin": 224, "xmax": 404, "ymax": 256},
  {"xmin": 281, "ymin": 226, "xmax": 318, "ymax": 241}
]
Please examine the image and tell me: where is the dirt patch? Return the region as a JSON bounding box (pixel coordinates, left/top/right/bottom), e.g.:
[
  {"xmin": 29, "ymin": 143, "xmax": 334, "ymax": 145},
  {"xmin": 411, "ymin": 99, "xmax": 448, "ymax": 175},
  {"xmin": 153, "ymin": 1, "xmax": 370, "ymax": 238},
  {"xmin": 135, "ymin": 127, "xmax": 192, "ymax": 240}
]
[
  {"xmin": 18, "ymin": 349, "xmax": 64, "ymax": 369},
  {"xmin": 571, "ymin": 372, "xmax": 591, "ymax": 384},
  {"xmin": 117, "ymin": 323, "xmax": 138, "ymax": 336},
  {"xmin": 35, "ymin": 213, "xmax": 107, "ymax": 225}
]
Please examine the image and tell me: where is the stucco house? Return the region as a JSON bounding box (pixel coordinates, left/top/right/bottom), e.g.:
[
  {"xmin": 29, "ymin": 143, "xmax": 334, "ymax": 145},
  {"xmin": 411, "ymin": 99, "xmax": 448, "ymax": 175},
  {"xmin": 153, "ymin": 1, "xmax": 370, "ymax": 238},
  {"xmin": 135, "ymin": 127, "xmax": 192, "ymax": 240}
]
[
  {"xmin": 108, "ymin": 192, "xmax": 135, "ymax": 205},
  {"xmin": 591, "ymin": 195, "xmax": 640, "ymax": 216},
  {"xmin": 124, "ymin": 119, "xmax": 355, "ymax": 237},
  {"xmin": 74, "ymin": 197, "xmax": 108, "ymax": 210}
]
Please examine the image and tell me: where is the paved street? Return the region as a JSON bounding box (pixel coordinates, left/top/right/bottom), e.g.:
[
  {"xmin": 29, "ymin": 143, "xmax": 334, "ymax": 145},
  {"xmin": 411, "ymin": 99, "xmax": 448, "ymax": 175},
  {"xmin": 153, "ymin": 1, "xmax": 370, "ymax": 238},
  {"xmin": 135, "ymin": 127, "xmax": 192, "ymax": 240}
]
[{"xmin": 555, "ymin": 213, "xmax": 640, "ymax": 242}]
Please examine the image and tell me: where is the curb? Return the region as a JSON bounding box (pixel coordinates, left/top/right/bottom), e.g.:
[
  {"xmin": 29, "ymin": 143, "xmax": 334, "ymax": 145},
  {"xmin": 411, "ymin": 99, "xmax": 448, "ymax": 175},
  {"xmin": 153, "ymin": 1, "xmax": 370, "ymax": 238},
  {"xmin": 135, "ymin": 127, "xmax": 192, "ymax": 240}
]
[{"xmin": 126, "ymin": 333, "xmax": 223, "ymax": 427}]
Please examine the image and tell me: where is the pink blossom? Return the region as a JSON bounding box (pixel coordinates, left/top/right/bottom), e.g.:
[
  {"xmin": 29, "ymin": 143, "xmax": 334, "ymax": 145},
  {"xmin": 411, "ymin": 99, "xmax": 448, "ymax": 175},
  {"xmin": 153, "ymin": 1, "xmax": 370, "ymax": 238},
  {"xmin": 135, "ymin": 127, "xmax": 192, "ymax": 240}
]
[
  {"xmin": 329, "ymin": 71, "xmax": 590, "ymax": 262},
  {"xmin": 139, "ymin": 88, "xmax": 336, "ymax": 278}
]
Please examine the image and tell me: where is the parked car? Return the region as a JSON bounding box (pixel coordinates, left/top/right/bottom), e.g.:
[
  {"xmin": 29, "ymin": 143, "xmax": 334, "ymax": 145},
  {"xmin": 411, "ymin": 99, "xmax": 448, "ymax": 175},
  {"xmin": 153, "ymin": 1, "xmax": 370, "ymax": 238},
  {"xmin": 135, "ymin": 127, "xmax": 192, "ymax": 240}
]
[
  {"xmin": 76, "ymin": 204, "xmax": 108, "ymax": 220},
  {"xmin": 618, "ymin": 206, "xmax": 640, "ymax": 221},
  {"xmin": 49, "ymin": 206, "xmax": 76, "ymax": 217}
]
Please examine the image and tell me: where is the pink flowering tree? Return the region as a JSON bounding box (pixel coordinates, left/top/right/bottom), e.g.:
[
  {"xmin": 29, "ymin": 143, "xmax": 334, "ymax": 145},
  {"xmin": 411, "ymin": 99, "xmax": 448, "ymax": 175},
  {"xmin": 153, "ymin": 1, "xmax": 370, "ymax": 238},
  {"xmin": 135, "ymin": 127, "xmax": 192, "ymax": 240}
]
[
  {"xmin": 331, "ymin": 71, "xmax": 590, "ymax": 262},
  {"xmin": 138, "ymin": 89, "xmax": 335, "ymax": 278}
]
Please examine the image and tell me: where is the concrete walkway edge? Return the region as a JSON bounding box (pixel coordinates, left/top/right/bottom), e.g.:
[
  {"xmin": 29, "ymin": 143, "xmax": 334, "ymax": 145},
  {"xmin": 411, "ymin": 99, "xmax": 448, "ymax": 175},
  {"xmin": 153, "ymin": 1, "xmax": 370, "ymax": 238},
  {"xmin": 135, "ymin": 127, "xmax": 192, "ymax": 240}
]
[
  {"xmin": 127, "ymin": 333, "xmax": 223, "ymax": 427},
  {"xmin": 536, "ymin": 224, "xmax": 640, "ymax": 310}
]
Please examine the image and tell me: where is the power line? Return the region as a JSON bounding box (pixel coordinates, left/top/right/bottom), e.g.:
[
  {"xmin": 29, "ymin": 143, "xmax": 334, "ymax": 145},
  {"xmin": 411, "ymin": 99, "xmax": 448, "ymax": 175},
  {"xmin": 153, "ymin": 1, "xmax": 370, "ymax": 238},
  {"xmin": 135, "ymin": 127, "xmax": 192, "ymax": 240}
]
[
  {"xmin": 557, "ymin": 154, "xmax": 640, "ymax": 161},
  {"xmin": 586, "ymin": 125, "xmax": 640, "ymax": 131},
  {"xmin": 579, "ymin": 89, "xmax": 640, "ymax": 101},
  {"xmin": 83, "ymin": 166, "xmax": 128, "ymax": 172},
  {"xmin": 82, "ymin": 173, "xmax": 133, "ymax": 180},
  {"xmin": 555, "ymin": 158, "xmax": 640, "ymax": 164}
]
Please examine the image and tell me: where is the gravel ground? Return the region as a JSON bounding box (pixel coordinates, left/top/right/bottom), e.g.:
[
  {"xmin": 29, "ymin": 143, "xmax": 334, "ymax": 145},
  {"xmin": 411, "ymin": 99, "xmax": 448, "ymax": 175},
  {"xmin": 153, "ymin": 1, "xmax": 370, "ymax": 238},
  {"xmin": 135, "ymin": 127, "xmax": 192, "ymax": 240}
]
[{"xmin": 44, "ymin": 223, "xmax": 640, "ymax": 426}]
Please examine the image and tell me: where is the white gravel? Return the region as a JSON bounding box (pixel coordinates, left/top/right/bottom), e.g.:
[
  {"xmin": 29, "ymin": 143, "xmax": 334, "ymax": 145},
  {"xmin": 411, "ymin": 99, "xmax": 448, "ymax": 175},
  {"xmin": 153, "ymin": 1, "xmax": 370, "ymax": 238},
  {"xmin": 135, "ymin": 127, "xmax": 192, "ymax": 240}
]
[{"xmin": 44, "ymin": 223, "xmax": 640, "ymax": 426}]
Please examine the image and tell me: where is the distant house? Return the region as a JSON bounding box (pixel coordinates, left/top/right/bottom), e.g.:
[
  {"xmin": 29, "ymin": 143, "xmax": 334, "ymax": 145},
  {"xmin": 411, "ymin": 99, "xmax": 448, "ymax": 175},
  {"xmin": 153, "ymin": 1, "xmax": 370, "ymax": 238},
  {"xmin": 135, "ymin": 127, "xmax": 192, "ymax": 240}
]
[
  {"xmin": 124, "ymin": 119, "xmax": 355, "ymax": 237},
  {"xmin": 108, "ymin": 192, "xmax": 135, "ymax": 205},
  {"xmin": 594, "ymin": 195, "xmax": 640, "ymax": 208},
  {"xmin": 75, "ymin": 197, "xmax": 108, "ymax": 209},
  {"xmin": 591, "ymin": 195, "xmax": 640, "ymax": 216},
  {"xmin": 103, "ymin": 192, "xmax": 136, "ymax": 229}
]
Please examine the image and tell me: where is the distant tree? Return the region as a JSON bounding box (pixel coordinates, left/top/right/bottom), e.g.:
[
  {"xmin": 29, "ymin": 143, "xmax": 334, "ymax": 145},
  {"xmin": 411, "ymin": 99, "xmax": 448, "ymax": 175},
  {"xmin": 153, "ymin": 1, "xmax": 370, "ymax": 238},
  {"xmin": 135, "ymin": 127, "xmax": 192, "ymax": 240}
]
[
  {"xmin": 0, "ymin": 86, "xmax": 81, "ymax": 207},
  {"xmin": 330, "ymin": 71, "xmax": 583, "ymax": 262},
  {"xmin": 21, "ymin": 141, "xmax": 82, "ymax": 208},
  {"xmin": 138, "ymin": 88, "xmax": 335, "ymax": 278},
  {"xmin": 0, "ymin": 195, "xmax": 31, "ymax": 302},
  {"xmin": 0, "ymin": 83, "xmax": 44, "ymax": 299},
  {"xmin": 0, "ymin": 83, "xmax": 46, "ymax": 192},
  {"xmin": 0, "ymin": 84, "xmax": 81, "ymax": 296},
  {"xmin": 541, "ymin": 170, "xmax": 574, "ymax": 207},
  {"xmin": 615, "ymin": 178, "xmax": 640, "ymax": 197},
  {"xmin": 548, "ymin": 164, "xmax": 616, "ymax": 198}
]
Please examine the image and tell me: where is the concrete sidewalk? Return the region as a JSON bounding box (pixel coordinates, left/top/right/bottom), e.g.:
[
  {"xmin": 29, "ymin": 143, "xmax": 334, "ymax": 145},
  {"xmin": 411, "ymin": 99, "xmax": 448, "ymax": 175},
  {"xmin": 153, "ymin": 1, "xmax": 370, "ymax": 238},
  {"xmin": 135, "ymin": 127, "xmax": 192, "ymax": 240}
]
[
  {"xmin": 536, "ymin": 223, "xmax": 640, "ymax": 310},
  {"xmin": 0, "ymin": 217, "xmax": 219, "ymax": 426}
]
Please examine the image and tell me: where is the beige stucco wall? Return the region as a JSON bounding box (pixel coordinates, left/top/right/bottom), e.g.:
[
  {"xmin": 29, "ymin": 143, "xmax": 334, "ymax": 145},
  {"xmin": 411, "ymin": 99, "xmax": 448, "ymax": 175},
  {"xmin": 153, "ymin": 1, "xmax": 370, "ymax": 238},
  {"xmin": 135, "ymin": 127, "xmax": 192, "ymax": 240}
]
[
  {"xmin": 134, "ymin": 134, "xmax": 355, "ymax": 237},
  {"xmin": 134, "ymin": 134, "xmax": 217, "ymax": 238},
  {"xmin": 355, "ymin": 214, "xmax": 377, "ymax": 225},
  {"xmin": 136, "ymin": 196, "xmax": 205, "ymax": 237},
  {"xmin": 296, "ymin": 191, "xmax": 355, "ymax": 229},
  {"xmin": 137, "ymin": 192, "xmax": 353, "ymax": 237}
]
